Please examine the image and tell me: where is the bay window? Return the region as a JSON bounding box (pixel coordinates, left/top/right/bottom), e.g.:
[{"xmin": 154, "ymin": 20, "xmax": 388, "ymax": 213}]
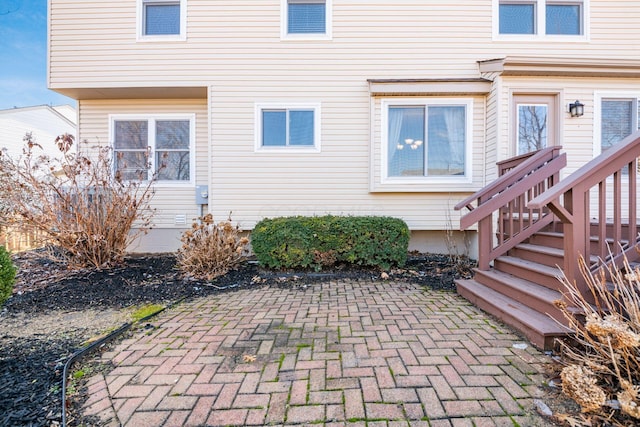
[{"xmin": 383, "ymin": 99, "xmax": 472, "ymax": 183}]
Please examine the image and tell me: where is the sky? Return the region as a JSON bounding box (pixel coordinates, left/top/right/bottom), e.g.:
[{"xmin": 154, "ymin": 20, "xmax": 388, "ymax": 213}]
[{"xmin": 0, "ymin": 0, "xmax": 76, "ymax": 110}]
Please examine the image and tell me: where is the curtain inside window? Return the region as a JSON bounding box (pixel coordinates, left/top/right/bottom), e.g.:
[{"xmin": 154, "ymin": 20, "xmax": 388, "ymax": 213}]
[{"xmin": 388, "ymin": 107, "xmax": 424, "ymax": 177}]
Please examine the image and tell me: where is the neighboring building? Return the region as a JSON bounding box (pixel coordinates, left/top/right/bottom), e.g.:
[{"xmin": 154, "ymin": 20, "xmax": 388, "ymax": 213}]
[
  {"xmin": 0, "ymin": 104, "xmax": 77, "ymax": 159},
  {"xmin": 47, "ymin": 1, "xmax": 640, "ymax": 254}
]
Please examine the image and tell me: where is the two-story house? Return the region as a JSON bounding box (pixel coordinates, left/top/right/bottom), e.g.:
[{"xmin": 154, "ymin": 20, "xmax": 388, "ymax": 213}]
[{"xmin": 48, "ymin": 1, "xmax": 640, "ymax": 256}]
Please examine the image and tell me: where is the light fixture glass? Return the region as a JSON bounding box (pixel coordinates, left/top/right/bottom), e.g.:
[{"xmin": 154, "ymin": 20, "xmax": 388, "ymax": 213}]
[{"xmin": 569, "ymin": 100, "xmax": 584, "ymax": 117}]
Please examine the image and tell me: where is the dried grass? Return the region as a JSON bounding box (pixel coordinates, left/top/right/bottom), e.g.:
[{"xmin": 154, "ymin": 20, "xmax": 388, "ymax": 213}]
[
  {"xmin": 176, "ymin": 214, "xmax": 249, "ymax": 281},
  {"xmin": 555, "ymin": 252, "xmax": 640, "ymax": 425}
]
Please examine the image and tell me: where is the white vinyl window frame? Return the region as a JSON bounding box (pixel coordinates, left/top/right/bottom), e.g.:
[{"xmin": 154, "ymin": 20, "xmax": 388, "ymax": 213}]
[
  {"xmin": 281, "ymin": 0, "xmax": 333, "ymax": 41},
  {"xmin": 109, "ymin": 113, "xmax": 196, "ymax": 186},
  {"xmin": 137, "ymin": 0, "xmax": 187, "ymax": 42},
  {"xmin": 493, "ymin": 0, "xmax": 589, "ymax": 41},
  {"xmin": 593, "ymin": 92, "xmax": 640, "ymax": 158},
  {"xmin": 254, "ymin": 102, "xmax": 322, "ymax": 153},
  {"xmin": 380, "ymin": 98, "xmax": 473, "ymax": 186}
]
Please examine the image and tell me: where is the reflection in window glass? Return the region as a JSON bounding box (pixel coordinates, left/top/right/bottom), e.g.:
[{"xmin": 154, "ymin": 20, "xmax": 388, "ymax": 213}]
[
  {"xmin": 155, "ymin": 120, "xmax": 190, "ymax": 180},
  {"xmin": 601, "ymin": 100, "xmax": 633, "ymax": 151},
  {"xmin": 517, "ymin": 104, "xmax": 548, "ymax": 154}
]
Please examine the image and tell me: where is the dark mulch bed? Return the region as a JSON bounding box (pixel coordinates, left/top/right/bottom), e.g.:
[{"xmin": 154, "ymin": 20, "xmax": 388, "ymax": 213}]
[{"xmin": 0, "ymin": 251, "xmax": 474, "ymax": 426}]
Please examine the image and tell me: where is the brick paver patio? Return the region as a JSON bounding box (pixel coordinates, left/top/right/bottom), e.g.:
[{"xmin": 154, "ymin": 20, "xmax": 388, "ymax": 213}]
[{"xmin": 81, "ymin": 280, "xmax": 554, "ymax": 426}]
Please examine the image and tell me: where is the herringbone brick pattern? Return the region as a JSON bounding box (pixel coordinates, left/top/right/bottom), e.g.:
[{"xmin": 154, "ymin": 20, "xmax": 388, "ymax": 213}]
[{"xmin": 82, "ymin": 280, "xmax": 553, "ymax": 426}]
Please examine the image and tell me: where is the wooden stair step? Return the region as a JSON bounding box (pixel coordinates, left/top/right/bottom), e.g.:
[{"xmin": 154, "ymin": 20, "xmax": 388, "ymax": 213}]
[
  {"xmin": 474, "ymin": 269, "xmax": 563, "ymax": 307},
  {"xmin": 512, "ymin": 243, "xmax": 599, "ymax": 267},
  {"xmin": 456, "ymin": 278, "xmax": 571, "ymax": 350},
  {"xmin": 493, "ymin": 256, "xmax": 562, "ymax": 290}
]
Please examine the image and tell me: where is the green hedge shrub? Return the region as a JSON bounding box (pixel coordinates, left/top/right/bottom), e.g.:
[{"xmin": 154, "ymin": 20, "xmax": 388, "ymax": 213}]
[
  {"xmin": 0, "ymin": 246, "xmax": 16, "ymax": 306},
  {"xmin": 251, "ymin": 215, "xmax": 409, "ymax": 270}
]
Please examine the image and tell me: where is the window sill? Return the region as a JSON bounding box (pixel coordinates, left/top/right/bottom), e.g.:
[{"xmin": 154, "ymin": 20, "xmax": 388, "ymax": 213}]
[
  {"xmin": 493, "ymin": 34, "xmax": 588, "ymax": 43},
  {"xmin": 281, "ymin": 33, "xmax": 332, "ymax": 41},
  {"xmin": 255, "ymin": 146, "xmax": 321, "ymax": 154},
  {"xmin": 137, "ymin": 34, "xmax": 187, "ymax": 42},
  {"xmin": 371, "ymin": 177, "xmax": 477, "ymax": 193}
]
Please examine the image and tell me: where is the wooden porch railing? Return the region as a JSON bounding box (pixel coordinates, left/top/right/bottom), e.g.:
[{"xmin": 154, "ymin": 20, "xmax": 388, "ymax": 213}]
[
  {"xmin": 454, "ymin": 147, "xmax": 566, "ymax": 270},
  {"xmin": 528, "ymin": 130, "xmax": 640, "ymax": 295}
]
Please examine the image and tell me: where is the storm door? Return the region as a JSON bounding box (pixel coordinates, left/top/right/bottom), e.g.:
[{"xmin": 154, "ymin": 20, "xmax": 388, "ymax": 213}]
[{"xmin": 513, "ymin": 94, "xmax": 558, "ymax": 155}]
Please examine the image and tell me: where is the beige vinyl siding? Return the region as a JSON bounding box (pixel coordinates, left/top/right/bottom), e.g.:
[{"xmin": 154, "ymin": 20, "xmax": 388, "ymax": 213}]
[
  {"xmin": 209, "ymin": 79, "xmax": 476, "ymax": 231},
  {"xmin": 495, "ymin": 77, "xmax": 640, "ymax": 175},
  {"xmin": 50, "ymin": 1, "xmax": 640, "ymax": 89},
  {"xmin": 78, "ymin": 99, "xmax": 208, "ymax": 228}
]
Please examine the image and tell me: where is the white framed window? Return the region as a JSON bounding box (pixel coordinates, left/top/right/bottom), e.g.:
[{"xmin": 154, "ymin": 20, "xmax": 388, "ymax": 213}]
[
  {"xmin": 137, "ymin": 0, "xmax": 187, "ymax": 41},
  {"xmin": 594, "ymin": 93, "xmax": 640, "ymax": 156},
  {"xmin": 381, "ymin": 98, "xmax": 473, "ymax": 184},
  {"xmin": 281, "ymin": 0, "xmax": 332, "ymax": 40},
  {"xmin": 110, "ymin": 114, "xmax": 195, "ymax": 184},
  {"xmin": 255, "ymin": 103, "xmax": 321, "ymax": 152},
  {"xmin": 494, "ymin": 0, "xmax": 587, "ymax": 40}
]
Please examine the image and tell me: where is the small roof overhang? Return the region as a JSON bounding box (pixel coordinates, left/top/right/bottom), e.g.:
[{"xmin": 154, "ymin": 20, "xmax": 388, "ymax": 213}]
[
  {"xmin": 479, "ymin": 56, "xmax": 640, "ymax": 78},
  {"xmin": 368, "ymin": 78, "xmax": 492, "ymax": 96},
  {"xmin": 49, "ymin": 86, "xmax": 208, "ymax": 100}
]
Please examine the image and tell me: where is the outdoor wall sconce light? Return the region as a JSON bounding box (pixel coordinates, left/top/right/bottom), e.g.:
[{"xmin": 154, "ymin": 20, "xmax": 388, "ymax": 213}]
[{"xmin": 569, "ymin": 100, "xmax": 584, "ymax": 117}]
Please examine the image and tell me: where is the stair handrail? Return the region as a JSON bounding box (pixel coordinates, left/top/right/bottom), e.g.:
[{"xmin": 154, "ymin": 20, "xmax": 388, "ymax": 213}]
[
  {"xmin": 455, "ymin": 146, "xmax": 562, "ymax": 218},
  {"xmin": 455, "ymin": 146, "xmax": 565, "ymax": 270},
  {"xmin": 529, "ymin": 130, "xmax": 640, "ymax": 294}
]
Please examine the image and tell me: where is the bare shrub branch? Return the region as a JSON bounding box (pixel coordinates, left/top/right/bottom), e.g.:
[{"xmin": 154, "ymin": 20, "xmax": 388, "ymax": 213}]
[
  {"xmin": 177, "ymin": 214, "xmax": 249, "ymax": 281},
  {"xmin": 0, "ymin": 133, "xmax": 157, "ymax": 268}
]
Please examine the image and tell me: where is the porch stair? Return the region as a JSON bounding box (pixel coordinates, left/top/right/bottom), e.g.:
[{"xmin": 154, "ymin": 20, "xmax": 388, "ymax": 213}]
[
  {"xmin": 454, "ymin": 134, "xmax": 640, "ymax": 351},
  {"xmin": 456, "ymin": 234, "xmax": 570, "ymax": 350}
]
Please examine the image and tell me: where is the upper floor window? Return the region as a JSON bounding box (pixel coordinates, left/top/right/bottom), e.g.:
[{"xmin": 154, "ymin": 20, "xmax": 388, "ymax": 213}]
[
  {"xmin": 282, "ymin": 0, "xmax": 332, "ymax": 40},
  {"xmin": 111, "ymin": 115, "xmax": 195, "ymax": 183},
  {"xmin": 255, "ymin": 103, "xmax": 321, "ymax": 152},
  {"xmin": 138, "ymin": 0, "xmax": 186, "ymax": 41},
  {"xmin": 497, "ymin": 0, "xmax": 585, "ymax": 38},
  {"xmin": 382, "ymin": 99, "xmax": 472, "ymax": 182}
]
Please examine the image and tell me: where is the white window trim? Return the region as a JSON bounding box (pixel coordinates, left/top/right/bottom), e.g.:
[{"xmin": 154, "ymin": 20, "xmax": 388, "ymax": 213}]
[
  {"xmin": 109, "ymin": 113, "xmax": 196, "ymax": 186},
  {"xmin": 593, "ymin": 91, "xmax": 640, "ymax": 158},
  {"xmin": 137, "ymin": 0, "xmax": 187, "ymax": 42},
  {"xmin": 254, "ymin": 102, "xmax": 322, "ymax": 153},
  {"xmin": 492, "ymin": 0, "xmax": 589, "ymax": 42},
  {"xmin": 380, "ymin": 98, "xmax": 473, "ymax": 186},
  {"xmin": 280, "ymin": 0, "xmax": 333, "ymax": 41}
]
